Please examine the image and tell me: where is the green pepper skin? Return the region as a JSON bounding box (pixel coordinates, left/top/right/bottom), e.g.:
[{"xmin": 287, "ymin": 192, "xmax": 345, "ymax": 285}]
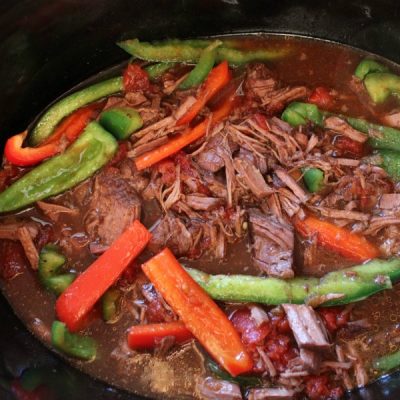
[
  {"xmin": 376, "ymin": 150, "xmax": 400, "ymax": 181},
  {"xmin": 0, "ymin": 122, "xmax": 118, "ymax": 213},
  {"xmin": 186, "ymin": 258, "xmax": 400, "ymax": 306},
  {"xmin": 373, "ymin": 350, "xmax": 400, "ymax": 371},
  {"xmin": 51, "ymin": 321, "xmax": 96, "ymax": 360},
  {"xmin": 179, "ymin": 40, "xmax": 221, "ymax": 90},
  {"xmin": 281, "ymin": 102, "xmax": 323, "ymax": 127},
  {"xmin": 364, "ymin": 72, "xmax": 400, "ymax": 104},
  {"xmin": 30, "ymin": 77, "xmax": 123, "ymax": 146},
  {"xmin": 117, "ymin": 38, "xmax": 289, "ymax": 65},
  {"xmin": 303, "ymin": 168, "xmax": 324, "ymax": 193},
  {"xmin": 38, "ymin": 245, "xmax": 75, "ymax": 296},
  {"xmin": 145, "ymin": 62, "xmax": 175, "ymax": 80},
  {"xmin": 101, "ymin": 288, "xmax": 122, "ymax": 323},
  {"xmin": 99, "ymin": 107, "xmax": 143, "ymax": 140},
  {"xmin": 354, "ymin": 59, "xmax": 389, "ymax": 80}
]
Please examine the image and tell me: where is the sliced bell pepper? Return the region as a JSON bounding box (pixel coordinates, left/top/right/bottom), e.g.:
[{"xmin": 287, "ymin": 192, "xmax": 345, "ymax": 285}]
[
  {"xmin": 127, "ymin": 322, "xmax": 193, "ymax": 350},
  {"xmin": 364, "ymin": 72, "xmax": 400, "ymax": 104},
  {"xmin": 142, "ymin": 248, "xmax": 253, "ymax": 376},
  {"xmin": 4, "ymin": 130, "xmax": 59, "ymax": 167},
  {"xmin": 186, "ymin": 258, "xmax": 400, "ymax": 306},
  {"xmin": 56, "ymin": 220, "xmax": 151, "ymax": 331},
  {"xmin": 373, "ymin": 349, "xmax": 400, "ymax": 372},
  {"xmin": 303, "ymin": 168, "xmax": 324, "ymax": 193},
  {"xmin": 101, "ymin": 288, "xmax": 122, "ymax": 323},
  {"xmin": 294, "ymin": 215, "xmax": 380, "ymax": 262},
  {"xmin": 99, "ymin": 107, "xmax": 143, "ymax": 140},
  {"xmin": 354, "ymin": 58, "xmax": 389, "ymax": 80},
  {"xmin": 51, "ymin": 321, "xmax": 96, "ymax": 360},
  {"xmin": 145, "ymin": 62, "xmax": 175, "ymax": 80},
  {"xmin": 177, "ymin": 60, "xmax": 231, "ymax": 125},
  {"xmin": 0, "ymin": 121, "xmax": 117, "ymax": 213},
  {"xmin": 179, "ymin": 40, "xmax": 221, "ymax": 90},
  {"xmin": 135, "ymin": 91, "xmax": 235, "ymax": 170},
  {"xmin": 29, "ymin": 77, "xmax": 123, "ymax": 146}
]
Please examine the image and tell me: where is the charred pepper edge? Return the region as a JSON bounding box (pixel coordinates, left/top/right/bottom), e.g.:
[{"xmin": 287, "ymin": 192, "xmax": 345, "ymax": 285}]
[
  {"xmin": 29, "ymin": 76, "xmax": 123, "ymax": 146},
  {"xmin": 186, "ymin": 258, "xmax": 400, "ymax": 306},
  {"xmin": 0, "ymin": 121, "xmax": 118, "ymax": 213}
]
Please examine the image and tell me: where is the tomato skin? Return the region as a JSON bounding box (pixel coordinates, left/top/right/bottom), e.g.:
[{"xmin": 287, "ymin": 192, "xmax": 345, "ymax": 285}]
[
  {"xmin": 318, "ymin": 307, "xmax": 349, "ymax": 333},
  {"xmin": 309, "ymin": 86, "xmax": 334, "ymax": 108},
  {"xmin": 123, "ymin": 64, "xmax": 150, "ymax": 92},
  {"xmin": 334, "ymin": 135, "xmax": 365, "ymax": 157}
]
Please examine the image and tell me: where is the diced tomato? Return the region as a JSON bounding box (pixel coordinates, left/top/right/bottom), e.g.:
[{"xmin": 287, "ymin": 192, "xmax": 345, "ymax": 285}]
[
  {"xmin": 309, "ymin": 86, "xmax": 334, "ymax": 108},
  {"xmin": 305, "ymin": 375, "xmax": 344, "ymax": 400},
  {"xmin": 334, "ymin": 135, "xmax": 366, "ymax": 157},
  {"xmin": 123, "ymin": 64, "xmax": 150, "ymax": 92},
  {"xmin": 318, "ymin": 307, "xmax": 349, "ymax": 333},
  {"xmin": 156, "ymin": 159, "xmax": 177, "ymax": 186},
  {"xmin": 0, "ymin": 240, "xmax": 27, "ymax": 280}
]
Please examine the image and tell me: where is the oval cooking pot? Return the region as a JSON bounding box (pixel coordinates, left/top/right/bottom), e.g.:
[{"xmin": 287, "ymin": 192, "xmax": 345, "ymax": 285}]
[{"xmin": 1, "ymin": 0, "xmax": 400, "ymax": 399}]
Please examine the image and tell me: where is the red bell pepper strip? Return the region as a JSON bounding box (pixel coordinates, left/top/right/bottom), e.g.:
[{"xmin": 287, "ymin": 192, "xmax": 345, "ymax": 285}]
[
  {"xmin": 127, "ymin": 322, "xmax": 193, "ymax": 350},
  {"xmin": 176, "ymin": 60, "xmax": 231, "ymax": 126},
  {"xmin": 294, "ymin": 215, "xmax": 380, "ymax": 262},
  {"xmin": 135, "ymin": 92, "xmax": 235, "ymax": 170},
  {"xmin": 142, "ymin": 248, "xmax": 253, "ymax": 376},
  {"xmin": 56, "ymin": 220, "xmax": 151, "ymax": 331},
  {"xmin": 4, "ymin": 131, "xmax": 59, "ymax": 167},
  {"xmin": 44, "ymin": 101, "xmax": 104, "ymax": 145}
]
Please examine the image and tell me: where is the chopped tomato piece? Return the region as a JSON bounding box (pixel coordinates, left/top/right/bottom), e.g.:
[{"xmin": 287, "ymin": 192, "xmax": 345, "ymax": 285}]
[
  {"xmin": 123, "ymin": 64, "xmax": 150, "ymax": 92},
  {"xmin": 309, "ymin": 86, "xmax": 334, "ymax": 108}
]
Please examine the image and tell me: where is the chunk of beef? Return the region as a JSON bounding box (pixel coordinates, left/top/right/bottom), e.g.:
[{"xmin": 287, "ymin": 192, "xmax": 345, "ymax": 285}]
[
  {"xmin": 324, "ymin": 116, "xmax": 367, "ymax": 143},
  {"xmin": 248, "ymin": 387, "xmax": 295, "ymax": 400},
  {"xmin": 236, "ymin": 147, "xmax": 267, "ymax": 174},
  {"xmin": 85, "ymin": 167, "xmax": 142, "ymax": 246},
  {"xmin": 197, "ymin": 377, "xmax": 242, "ymax": 400},
  {"xmin": 0, "ymin": 240, "xmax": 27, "ymax": 280},
  {"xmin": 299, "ymin": 348, "xmax": 321, "ymax": 373},
  {"xmin": 196, "ymin": 133, "xmax": 238, "ymax": 173},
  {"xmin": 148, "ymin": 214, "xmax": 193, "ymax": 257},
  {"xmin": 282, "ymin": 304, "xmax": 330, "ymax": 351},
  {"xmin": 37, "ymin": 201, "xmax": 79, "ymax": 222},
  {"xmin": 17, "ymin": 227, "xmax": 39, "ymax": 269},
  {"xmin": 244, "ymin": 63, "xmax": 278, "ymax": 99},
  {"xmin": 379, "ymin": 193, "xmax": 400, "ymax": 209},
  {"xmin": 249, "ymin": 209, "xmax": 294, "ymax": 279},
  {"xmin": 184, "ymin": 195, "xmax": 224, "ymax": 211}
]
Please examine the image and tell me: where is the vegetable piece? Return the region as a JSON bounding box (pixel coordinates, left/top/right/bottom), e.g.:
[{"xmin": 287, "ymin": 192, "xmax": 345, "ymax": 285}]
[
  {"xmin": 123, "ymin": 64, "xmax": 150, "ymax": 92},
  {"xmin": 51, "ymin": 321, "xmax": 96, "ymax": 360},
  {"xmin": 43, "ymin": 101, "xmax": 104, "ymax": 145},
  {"xmin": 117, "ymin": 38, "xmax": 289, "ymax": 65},
  {"xmin": 142, "ymin": 248, "xmax": 253, "ymax": 376},
  {"xmin": 101, "ymin": 288, "xmax": 122, "ymax": 323},
  {"xmin": 364, "ymin": 72, "xmax": 400, "ymax": 103},
  {"xmin": 135, "ymin": 92, "xmax": 235, "ymax": 170},
  {"xmin": 4, "ymin": 131, "xmax": 59, "ymax": 167},
  {"xmin": 38, "ymin": 245, "xmax": 75, "ymax": 296},
  {"xmin": 127, "ymin": 322, "xmax": 193, "ymax": 350},
  {"xmin": 354, "ymin": 58, "xmax": 389, "ymax": 80},
  {"xmin": 303, "ymin": 168, "xmax": 324, "ymax": 193},
  {"xmin": 294, "ymin": 215, "xmax": 380, "ymax": 262},
  {"xmin": 29, "ymin": 77, "xmax": 123, "ymax": 146},
  {"xmin": 145, "ymin": 62, "xmax": 175, "ymax": 80},
  {"xmin": 281, "ymin": 101, "xmax": 323, "ymax": 127},
  {"xmin": 177, "ymin": 60, "xmax": 231, "ymax": 126},
  {"xmin": 375, "ymin": 149, "xmax": 400, "ymax": 181},
  {"xmin": 0, "ymin": 122, "xmax": 118, "ymax": 213},
  {"xmin": 373, "ymin": 350, "xmax": 400, "ymax": 371},
  {"xmin": 99, "ymin": 107, "xmax": 143, "ymax": 140},
  {"xmin": 56, "ymin": 220, "xmax": 151, "ymax": 332},
  {"xmin": 308, "ymin": 86, "xmax": 333, "ymax": 108},
  {"xmin": 186, "ymin": 258, "xmax": 400, "ymax": 306},
  {"xmin": 179, "ymin": 40, "xmax": 221, "ymax": 90},
  {"xmin": 207, "ymin": 360, "xmax": 262, "ymax": 388}
]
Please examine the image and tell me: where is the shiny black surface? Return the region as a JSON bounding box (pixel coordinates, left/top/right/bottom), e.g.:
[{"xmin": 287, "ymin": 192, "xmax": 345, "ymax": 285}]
[{"xmin": 1, "ymin": 0, "xmax": 400, "ymax": 399}]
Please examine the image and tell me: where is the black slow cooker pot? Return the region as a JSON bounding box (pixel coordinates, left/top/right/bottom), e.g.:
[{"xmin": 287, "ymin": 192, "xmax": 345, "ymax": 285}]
[{"xmin": 1, "ymin": 0, "xmax": 400, "ymax": 399}]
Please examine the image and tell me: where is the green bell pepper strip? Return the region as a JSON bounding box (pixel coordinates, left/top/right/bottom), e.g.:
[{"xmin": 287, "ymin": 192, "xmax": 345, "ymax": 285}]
[
  {"xmin": 0, "ymin": 122, "xmax": 118, "ymax": 213},
  {"xmin": 117, "ymin": 38, "xmax": 289, "ymax": 66},
  {"xmin": 207, "ymin": 360, "xmax": 262, "ymax": 388},
  {"xmin": 186, "ymin": 258, "xmax": 400, "ymax": 306},
  {"xmin": 99, "ymin": 107, "xmax": 143, "ymax": 140},
  {"xmin": 303, "ymin": 167, "xmax": 324, "ymax": 193},
  {"xmin": 51, "ymin": 321, "xmax": 96, "ymax": 360},
  {"xmin": 29, "ymin": 77, "xmax": 123, "ymax": 146},
  {"xmin": 179, "ymin": 40, "xmax": 222, "ymax": 90},
  {"xmin": 373, "ymin": 350, "xmax": 400, "ymax": 372},
  {"xmin": 145, "ymin": 62, "xmax": 175, "ymax": 80},
  {"xmin": 354, "ymin": 58, "xmax": 389, "ymax": 80},
  {"xmin": 38, "ymin": 245, "xmax": 75, "ymax": 296},
  {"xmin": 371, "ymin": 150, "xmax": 400, "ymax": 181},
  {"xmin": 101, "ymin": 288, "xmax": 122, "ymax": 323},
  {"xmin": 364, "ymin": 72, "xmax": 400, "ymax": 104},
  {"xmin": 282, "ymin": 102, "xmax": 400, "ymax": 151}
]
